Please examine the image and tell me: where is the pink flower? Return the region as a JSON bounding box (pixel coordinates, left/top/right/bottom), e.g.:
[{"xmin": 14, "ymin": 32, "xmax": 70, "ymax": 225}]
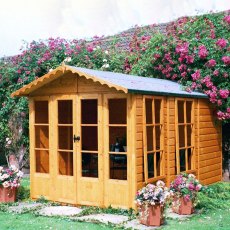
[
  {"xmin": 223, "ymin": 15, "xmax": 230, "ymax": 24},
  {"xmin": 198, "ymin": 45, "xmax": 208, "ymax": 59},
  {"xmin": 210, "ymin": 29, "xmax": 215, "ymax": 39},
  {"xmin": 86, "ymin": 46, "xmax": 94, "ymax": 52},
  {"xmin": 184, "ymin": 194, "xmax": 190, "ymax": 202},
  {"xmin": 227, "ymin": 108, "xmax": 230, "ymax": 113},
  {"xmin": 176, "ymin": 42, "xmax": 189, "ymax": 55},
  {"xmin": 191, "ymin": 70, "xmax": 201, "ymax": 81},
  {"xmin": 222, "ymin": 56, "xmax": 230, "ymax": 65},
  {"xmin": 181, "ymin": 72, "xmax": 187, "ymax": 78},
  {"xmin": 216, "ymin": 38, "xmax": 228, "ymax": 49},
  {"xmin": 213, "ymin": 69, "xmax": 219, "ymax": 76},
  {"xmin": 217, "ymin": 100, "xmax": 222, "ymax": 106},
  {"xmin": 154, "ymin": 53, "xmax": 161, "ymax": 59},
  {"xmin": 206, "ymin": 59, "xmax": 216, "ymax": 68},
  {"xmin": 219, "ymin": 89, "xmax": 229, "ymax": 99},
  {"xmin": 186, "ymin": 55, "xmax": 194, "ymax": 64}
]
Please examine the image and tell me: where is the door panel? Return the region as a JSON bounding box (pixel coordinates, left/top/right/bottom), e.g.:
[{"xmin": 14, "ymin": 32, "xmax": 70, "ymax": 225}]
[
  {"xmin": 77, "ymin": 95, "xmax": 103, "ymax": 206},
  {"xmin": 52, "ymin": 96, "xmax": 77, "ymax": 204}
]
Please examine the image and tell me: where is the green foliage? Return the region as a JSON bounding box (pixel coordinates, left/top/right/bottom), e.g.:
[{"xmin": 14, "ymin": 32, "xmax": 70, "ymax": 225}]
[
  {"xmin": 17, "ymin": 185, "xmax": 30, "ymax": 201},
  {"xmin": 197, "ymin": 182, "xmax": 230, "ymax": 210}
]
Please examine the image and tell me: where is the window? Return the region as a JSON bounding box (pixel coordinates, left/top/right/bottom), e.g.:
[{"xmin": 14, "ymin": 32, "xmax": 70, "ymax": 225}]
[
  {"xmin": 176, "ymin": 100, "xmax": 194, "ymax": 173},
  {"xmin": 58, "ymin": 100, "xmax": 73, "ymax": 176},
  {"xmin": 81, "ymin": 99, "xmax": 99, "ymax": 178},
  {"xmin": 143, "ymin": 97, "xmax": 164, "ymax": 183},
  {"xmin": 34, "ymin": 100, "xmax": 49, "ymax": 173},
  {"xmin": 108, "ymin": 98, "xmax": 127, "ymax": 180}
]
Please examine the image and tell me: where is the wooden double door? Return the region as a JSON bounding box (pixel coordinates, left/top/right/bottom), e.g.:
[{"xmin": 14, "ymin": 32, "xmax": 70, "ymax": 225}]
[{"xmin": 53, "ymin": 94, "xmax": 103, "ymax": 205}]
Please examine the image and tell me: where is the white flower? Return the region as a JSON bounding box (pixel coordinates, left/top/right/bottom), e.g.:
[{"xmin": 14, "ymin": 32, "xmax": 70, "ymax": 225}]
[
  {"xmin": 3, "ymin": 174, "xmax": 9, "ymax": 179},
  {"xmin": 105, "ymin": 50, "xmax": 109, "ymax": 54},
  {"xmin": 0, "ymin": 166, "xmax": 3, "ymax": 172},
  {"xmin": 96, "ymin": 46, "xmax": 100, "ymax": 49},
  {"xmin": 49, "ymin": 68, "xmax": 53, "ymax": 72},
  {"xmin": 102, "ymin": 63, "xmax": 109, "ymax": 69},
  {"xmin": 17, "ymin": 171, "xmax": 24, "ymax": 178},
  {"xmin": 3, "ymin": 181, "xmax": 10, "ymax": 188},
  {"xmin": 103, "ymin": 59, "xmax": 107, "ymax": 62},
  {"xmin": 64, "ymin": 57, "xmax": 72, "ymax": 62},
  {"xmin": 10, "ymin": 165, "xmax": 18, "ymax": 172},
  {"xmin": 188, "ymin": 174, "xmax": 195, "ymax": 178},
  {"xmin": 156, "ymin": 180, "xmax": 165, "ymax": 187}
]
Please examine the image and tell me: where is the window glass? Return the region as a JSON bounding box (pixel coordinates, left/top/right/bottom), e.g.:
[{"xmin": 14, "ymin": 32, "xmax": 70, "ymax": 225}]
[
  {"xmin": 35, "ymin": 150, "xmax": 49, "ymax": 173},
  {"xmin": 59, "ymin": 152, "xmax": 73, "ymax": 176},
  {"xmin": 82, "ymin": 153, "xmax": 98, "ymax": 178},
  {"xmin": 154, "ymin": 99, "xmax": 161, "ymax": 124},
  {"xmin": 81, "ymin": 99, "xmax": 97, "ymax": 124},
  {"xmin": 186, "ymin": 101, "xmax": 192, "ymax": 123},
  {"xmin": 58, "ymin": 100, "xmax": 72, "ymax": 124},
  {"xmin": 178, "ymin": 101, "xmax": 184, "ymax": 123},
  {"xmin": 109, "ymin": 154, "xmax": 127, "ymax": 180},
  {"xmin": 147, "ymin": 153, "xmax": 154, "ymax": 178},
  {"xmin": 109, "ymin": 99, "xmax": 127, "ymax": 124},
  {"xmin": 35, "ymin": 101, "xmax": 48, "ymax": 124},
  {"xmin": 145, "ymin": 99, "xmax": 153, "ymax": 124}
]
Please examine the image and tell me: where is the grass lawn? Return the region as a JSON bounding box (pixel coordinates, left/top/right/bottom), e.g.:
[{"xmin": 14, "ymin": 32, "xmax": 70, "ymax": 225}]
[
  {"xmin": 0, "ymin": 212, "xmax": 112, "ymax": 229},
  {"xmin": 0, "ymin": 178, "xmax": 229, "ymax": 230}
]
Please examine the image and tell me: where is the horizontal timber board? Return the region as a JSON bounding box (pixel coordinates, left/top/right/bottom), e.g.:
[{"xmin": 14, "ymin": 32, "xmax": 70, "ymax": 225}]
[
  {"xmin": 199, "ymin": 151, "xmax": 221, "ymax": 161},
  {"xmin": 199, "ymin": 163, "xmax": 221, "ymax": 174}
]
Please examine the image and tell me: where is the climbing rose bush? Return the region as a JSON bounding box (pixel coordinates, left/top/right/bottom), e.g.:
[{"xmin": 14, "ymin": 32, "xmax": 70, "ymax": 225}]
[{"xmin": 131, "ymin": 11, "xmax": 230, "ymax": 121}]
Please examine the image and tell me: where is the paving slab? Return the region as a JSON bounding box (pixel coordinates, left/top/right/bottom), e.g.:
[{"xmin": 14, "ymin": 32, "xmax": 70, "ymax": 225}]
[
  {"xmin": 38, "ymin": 206, "xmax": 83, "ymax": 216},
  {"xmin": 124, "ymin": 219, "xmax": 160, "ymax": 230},
  {"xmin": 8, "ymin": 202, "xmax": 43, "ymax": 213},
  {"xmin": 165, "ymin": 208, "xmax": 194, "ymax": 220},
  {"xmin": 75, "ymin": 213, "xmax": 129, "ymax": 225}
]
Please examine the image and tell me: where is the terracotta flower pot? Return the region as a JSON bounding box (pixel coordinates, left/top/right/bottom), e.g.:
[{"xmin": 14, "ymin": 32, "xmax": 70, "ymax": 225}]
[
  {"xmin": 0, "ymin": 186, "xmax": 17, "ymax": 203},
  {"xmin": 172, "ymin": 197, "xmax": 194, "ymax": 215},
  {"xmin": 139, "ymin": 204, "xmax": 164, "ymax": 226}
]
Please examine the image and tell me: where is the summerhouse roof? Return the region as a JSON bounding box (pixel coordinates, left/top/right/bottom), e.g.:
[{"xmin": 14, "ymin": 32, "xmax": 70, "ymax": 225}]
[{"xmin": 11, "ymin": 65, "xmax": 207, "ymax": 98}]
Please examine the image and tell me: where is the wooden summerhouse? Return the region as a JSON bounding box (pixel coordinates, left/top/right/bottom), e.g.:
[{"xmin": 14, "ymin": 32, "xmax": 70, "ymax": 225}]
[{"xmin": 12, "ymin": 65, "xmax": 222, "ymax": 209}]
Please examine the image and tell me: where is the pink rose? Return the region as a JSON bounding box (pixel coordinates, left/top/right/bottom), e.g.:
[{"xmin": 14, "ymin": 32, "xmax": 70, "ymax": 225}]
[
  {"xmin": 219, "ymin": 89, "xmax": 229, "ymax": 99},
  {"xmin": 191, "ymin": 70, "xmax": 201, "ymax": 81},
  {"xmin": 223, "ymin": 15, "xmax": 230, "ymax": 24},
  {"xmin": 206, "ymin": 59, "xmax": 216, "ymax": 68},
  {"xmin": 222, "ymin": 56, "xmax": 230, "ymax": 65},
  {"xmin": 198, "ymin": 45, "xmax": 208, "ymax": 59},
  {"xmin": 216, "ymin": 38, "xmax": 228, "ymax": 48}
]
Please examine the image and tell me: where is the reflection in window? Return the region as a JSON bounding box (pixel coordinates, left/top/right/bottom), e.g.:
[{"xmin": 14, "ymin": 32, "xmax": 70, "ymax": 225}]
[
  {"xmin": 59, "ymin": 152, "xmax": 73, "ymax": 176},
  {"xmin": 110, "ymin": 154, "xmax": 127, "ymax": 180},
  {"xmin": 35, "ymin": 150, "xmax": 49, "ymax": 173},
  {"xmin": 82, "ymin": 153, "xmax": 98, "ymax": 178}
]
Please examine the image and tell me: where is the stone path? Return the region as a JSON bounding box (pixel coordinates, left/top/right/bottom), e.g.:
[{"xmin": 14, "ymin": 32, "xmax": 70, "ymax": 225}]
[
  {"xmin": 75, "ymin": 213, "xmax": 129, "ymax": 225},
  {"xmin": 7, "ymin": 202, "xmax": 194, "ymax": 229},
  {"xmin": 39, "ymin": 206, "xmax": 83, "ymax": 216},
  {"xmin": 8, "ymin": 202, "xmax": 43, "ymax": 213}
]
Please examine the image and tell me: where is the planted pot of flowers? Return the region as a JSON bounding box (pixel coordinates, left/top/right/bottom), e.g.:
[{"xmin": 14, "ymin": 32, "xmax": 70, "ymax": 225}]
[
  {"xmin": 135, "ymin": 180, "xmax": 170, "ymax": 226},
  {"xmin": 170, "ymin": 173, "xmax": 202, "ymax": 215},
  {"xmin": 0, "ymin": 165, "xmax": 23, "ymax": 203}
]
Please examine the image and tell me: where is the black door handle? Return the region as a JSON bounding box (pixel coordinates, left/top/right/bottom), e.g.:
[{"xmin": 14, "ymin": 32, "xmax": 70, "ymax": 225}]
[{"xmin": 73, "ymin": 135, "xmax": 80, "ymax": 142}]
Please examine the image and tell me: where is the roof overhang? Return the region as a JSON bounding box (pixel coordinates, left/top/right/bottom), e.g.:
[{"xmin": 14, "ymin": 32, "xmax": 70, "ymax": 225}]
[{"xmin": 11, "ymin": 65, "xmax": 128, "ymax": 97}]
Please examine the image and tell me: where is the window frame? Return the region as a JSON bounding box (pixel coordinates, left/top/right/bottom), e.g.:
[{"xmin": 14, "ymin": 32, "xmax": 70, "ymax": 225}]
[
  {"xmin": 175, "ymin": 98, "xmax": 195, "ymax": 174},
  {"xmin": 143, "ymin": 96, "xmax": 165, "ymax": 183}
]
